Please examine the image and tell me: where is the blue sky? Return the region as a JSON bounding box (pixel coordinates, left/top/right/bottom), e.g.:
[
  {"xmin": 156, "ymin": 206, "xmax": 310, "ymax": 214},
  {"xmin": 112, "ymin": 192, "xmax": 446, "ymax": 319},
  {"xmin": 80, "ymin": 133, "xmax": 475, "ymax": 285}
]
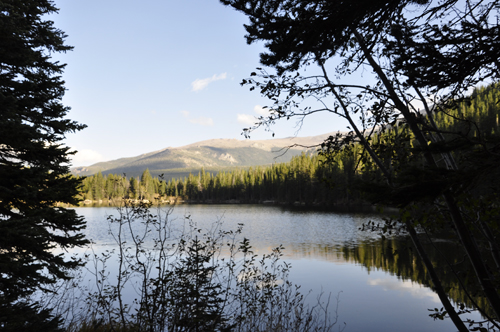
[{"xmin": 51, "ymin": 0, "xmax": 348, "ymax": 166}]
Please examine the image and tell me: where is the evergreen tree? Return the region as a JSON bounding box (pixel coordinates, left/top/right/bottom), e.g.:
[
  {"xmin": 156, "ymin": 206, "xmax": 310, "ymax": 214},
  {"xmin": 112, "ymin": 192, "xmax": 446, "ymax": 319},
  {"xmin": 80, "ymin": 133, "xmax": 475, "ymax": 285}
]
[
  {"xmin": 140, "ymin": 168, "xmax": 154, "ymax": 199},
  {"xmin": 105, "ymin": 174, "xmax": 115, "ymax": 200},
  {"xmin": 220, "ymin": 0, "xmax": 500, "ymax": 329},
  {"xmin": 92, "ymin": 171, "xmax": 105, "ymax": 201},
  {"xmin": 0, "ymin": 0, "xmax": 88, "ymax": 329},
  {"xmin": 129, "ymin": 177, "xmax": 139, "ymax": 199}
]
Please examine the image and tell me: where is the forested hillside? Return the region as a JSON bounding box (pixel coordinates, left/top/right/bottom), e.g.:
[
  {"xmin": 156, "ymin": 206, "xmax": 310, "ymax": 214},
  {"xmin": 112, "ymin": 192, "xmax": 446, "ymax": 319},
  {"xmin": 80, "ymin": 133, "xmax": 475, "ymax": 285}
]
[
  {"xmin": 77, "ymin": 83, "xmax": 500, "ymax": 207},
  {"xmin": 434, "ymin": 84, "xmax": 500, "ymax": 136},
  {"xmin": 77, "ymin": 150, "xmax": 361, "ymax": 206}
]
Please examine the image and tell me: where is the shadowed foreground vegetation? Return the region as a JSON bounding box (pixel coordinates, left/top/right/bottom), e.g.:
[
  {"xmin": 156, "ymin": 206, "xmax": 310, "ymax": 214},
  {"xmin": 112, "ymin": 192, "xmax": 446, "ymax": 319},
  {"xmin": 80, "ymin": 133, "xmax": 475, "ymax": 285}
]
[{"xmin": 43, "ymin": 203, "xmax": 343, "ymax": 332}]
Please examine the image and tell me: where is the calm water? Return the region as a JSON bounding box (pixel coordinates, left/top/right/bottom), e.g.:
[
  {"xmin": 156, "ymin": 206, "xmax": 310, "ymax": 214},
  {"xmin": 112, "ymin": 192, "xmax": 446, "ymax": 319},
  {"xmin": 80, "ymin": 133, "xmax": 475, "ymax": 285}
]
[{"xmin": 72, "ymin": 204, "xmax": 480, "ymax": 332}]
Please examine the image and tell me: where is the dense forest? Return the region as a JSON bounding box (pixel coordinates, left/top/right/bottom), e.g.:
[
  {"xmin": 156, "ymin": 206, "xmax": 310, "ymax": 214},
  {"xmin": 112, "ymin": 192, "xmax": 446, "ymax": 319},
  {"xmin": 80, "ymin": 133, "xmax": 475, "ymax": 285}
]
[
  {"xmin": 77, "ymin": 152, "xmax": 359, "ymax": 206},
  {"xmin": 77, "ymin": 83, "xmax": 500, "ymax": 207}
]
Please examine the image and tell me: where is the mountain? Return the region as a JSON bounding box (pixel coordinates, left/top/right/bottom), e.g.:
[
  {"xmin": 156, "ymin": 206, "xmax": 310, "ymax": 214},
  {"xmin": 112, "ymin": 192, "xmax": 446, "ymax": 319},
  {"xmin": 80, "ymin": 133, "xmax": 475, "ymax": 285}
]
[{"xmin": 71, "ymin": 133, "xmax": 339, "ymax": 179}]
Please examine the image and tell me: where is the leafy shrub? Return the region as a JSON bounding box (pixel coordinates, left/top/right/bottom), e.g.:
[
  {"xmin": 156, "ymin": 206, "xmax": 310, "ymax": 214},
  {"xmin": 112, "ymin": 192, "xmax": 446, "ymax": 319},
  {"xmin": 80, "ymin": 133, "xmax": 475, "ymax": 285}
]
[{"xmin": 60, "ymin": 202, "xmax": 342, "ymax": 332}]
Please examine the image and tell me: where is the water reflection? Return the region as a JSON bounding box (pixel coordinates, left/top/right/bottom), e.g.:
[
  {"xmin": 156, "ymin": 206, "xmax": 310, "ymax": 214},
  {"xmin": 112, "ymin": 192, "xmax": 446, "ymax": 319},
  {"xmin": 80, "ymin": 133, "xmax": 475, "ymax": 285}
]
[
  {"xmin": 367, "ymin": 278, "xmax": 440, "ymax": 303},
  {"xmin": 72, "ymin": 205, "xmax": 483, "ymax": 332},
  {"xmin": 285, "ymin": 236, "xmax": 489, "ymax": 318}
]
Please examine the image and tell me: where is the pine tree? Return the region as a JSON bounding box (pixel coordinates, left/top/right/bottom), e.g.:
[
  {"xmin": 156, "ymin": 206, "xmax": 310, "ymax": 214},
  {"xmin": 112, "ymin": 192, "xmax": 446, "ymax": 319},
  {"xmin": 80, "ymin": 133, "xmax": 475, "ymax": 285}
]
[
  {"xmin": 0, "ymin": 0, "xmax": 88, "ymax": 329},
  {"xmin": 140, "ymin": 168, "xmax": 154, "ymax": 200},
  {"xmin": 221, "ymin": 0, "xmax": 500, "ymax": 327},
  {"xmin": 129, "ymin": 177, "xmax": 139, "ymax": 199},
  {"xmin": 92, "ymin": 171, "xmax": 105, "ymax": 200}
]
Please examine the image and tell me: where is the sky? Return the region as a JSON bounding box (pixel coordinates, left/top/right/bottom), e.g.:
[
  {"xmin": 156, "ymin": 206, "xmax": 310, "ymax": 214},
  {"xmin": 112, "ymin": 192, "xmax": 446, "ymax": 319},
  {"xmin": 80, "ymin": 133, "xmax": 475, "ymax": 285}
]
[{"xmin": 50, "ymin": 0, "xmax": 348, "ymax": 167}]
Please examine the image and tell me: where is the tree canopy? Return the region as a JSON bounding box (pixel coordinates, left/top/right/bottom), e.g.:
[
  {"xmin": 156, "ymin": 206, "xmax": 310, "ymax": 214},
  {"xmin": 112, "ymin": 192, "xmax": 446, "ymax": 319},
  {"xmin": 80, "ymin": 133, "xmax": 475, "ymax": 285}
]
[
  {"xmin": 0, "ymin": 0, "xmax": 88, "ymax": 329},
  {"xmin": 220, "ymin": 0, "xmax": 500, "ymax": 330}
]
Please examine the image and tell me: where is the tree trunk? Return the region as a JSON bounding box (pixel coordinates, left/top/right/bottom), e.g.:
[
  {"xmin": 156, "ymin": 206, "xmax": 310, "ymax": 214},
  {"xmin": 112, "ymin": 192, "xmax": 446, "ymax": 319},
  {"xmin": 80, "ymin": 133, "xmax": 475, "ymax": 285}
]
[{"xmin": 353, "ymin": 29, "xmax": 500, "ymax": 321}]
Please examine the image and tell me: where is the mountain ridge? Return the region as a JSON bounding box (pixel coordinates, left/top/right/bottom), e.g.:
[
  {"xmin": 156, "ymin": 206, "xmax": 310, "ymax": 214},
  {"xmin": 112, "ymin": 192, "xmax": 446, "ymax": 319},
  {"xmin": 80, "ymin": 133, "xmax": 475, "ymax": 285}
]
[{"xmin": 71, "ymin": 132, "xmax": 340, "ymax": 179}]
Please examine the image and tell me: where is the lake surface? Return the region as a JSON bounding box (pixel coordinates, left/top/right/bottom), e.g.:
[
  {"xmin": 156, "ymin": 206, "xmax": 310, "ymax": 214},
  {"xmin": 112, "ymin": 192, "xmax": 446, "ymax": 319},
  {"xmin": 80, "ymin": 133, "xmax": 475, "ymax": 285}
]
[{"xmin": 72, "ymin": 204, "xmax": 481, "ymax": 331}]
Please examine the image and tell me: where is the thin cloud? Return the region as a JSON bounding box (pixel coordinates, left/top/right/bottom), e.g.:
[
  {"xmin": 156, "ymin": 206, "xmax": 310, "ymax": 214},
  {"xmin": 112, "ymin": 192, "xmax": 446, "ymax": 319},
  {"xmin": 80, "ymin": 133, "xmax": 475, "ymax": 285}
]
[
  {"xmin": 237, "ymin": 104, "xmax": 271, "ymax": 125},
  {"xmin": 237, "ymin": 114, "xmax": 256, "ymax": 125},
  {"xmin": 70, "ymin": 149, "xmax": 104, "ymax": 166},
  {"xmin": 189, "ymin": 116, "xmax": 214, "ymax": 126},
  {"xmin": 191, "ymin": 73, "xmax": 227, "ymax": 92},
  {"xmin": 254, "ymin": 105, "xmax": 270, "ymax": 116},
  {"xmin": 182, "ymin": 110, "xmax": 214, "ymax": 126}
]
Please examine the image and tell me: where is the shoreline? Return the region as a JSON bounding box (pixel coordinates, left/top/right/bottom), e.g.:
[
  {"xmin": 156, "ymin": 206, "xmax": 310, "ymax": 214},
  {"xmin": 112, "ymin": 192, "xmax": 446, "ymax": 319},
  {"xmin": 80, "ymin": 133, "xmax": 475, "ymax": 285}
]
[{"xmin": 62, "ymin": 198, "xmax": 392, "ymax": 213}]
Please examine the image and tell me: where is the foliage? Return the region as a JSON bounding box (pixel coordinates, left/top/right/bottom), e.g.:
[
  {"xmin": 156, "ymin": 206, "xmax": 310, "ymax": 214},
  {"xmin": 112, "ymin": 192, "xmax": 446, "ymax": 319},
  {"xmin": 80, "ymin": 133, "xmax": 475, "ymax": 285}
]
[
  {"xmin": 60, "ymin": 202, "xmax": 342, "ymax": 332},
  {"xmin": 77, "ymin": 152, "xmax": 364, "ymax": 206},
  {"xmin": 0, "ymin": 0, "xmax": 87, "ymax": 330},
  {"xmin": 219, "ymin": 0, "xmax": 500, "ymax": 331},
  {"xmin": 78, "ymin": 85, "xmax": 500, "ymax": 210}
]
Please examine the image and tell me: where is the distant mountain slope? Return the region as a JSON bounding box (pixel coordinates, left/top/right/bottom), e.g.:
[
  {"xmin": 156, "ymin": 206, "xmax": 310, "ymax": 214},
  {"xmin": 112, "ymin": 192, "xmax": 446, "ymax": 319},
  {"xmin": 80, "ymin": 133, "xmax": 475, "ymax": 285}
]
[{"xmin": 71, "ymin": 133, "xmax": 338, "ymax": 178}]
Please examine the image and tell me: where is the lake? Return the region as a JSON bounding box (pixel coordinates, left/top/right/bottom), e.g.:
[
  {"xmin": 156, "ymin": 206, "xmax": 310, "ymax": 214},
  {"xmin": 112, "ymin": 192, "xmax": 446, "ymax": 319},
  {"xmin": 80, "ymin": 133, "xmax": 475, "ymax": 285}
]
[{"xmin": 70, "ymin": 204, "xmax": 481, "ymax": 331}]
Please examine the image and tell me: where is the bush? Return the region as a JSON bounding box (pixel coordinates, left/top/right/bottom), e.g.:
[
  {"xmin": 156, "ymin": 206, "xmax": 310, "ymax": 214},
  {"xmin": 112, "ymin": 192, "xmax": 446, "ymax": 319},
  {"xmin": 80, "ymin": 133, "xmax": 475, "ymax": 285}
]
[{"xmin": 59, "ymin": 202, "xmax": 342, "ymax": 332}]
